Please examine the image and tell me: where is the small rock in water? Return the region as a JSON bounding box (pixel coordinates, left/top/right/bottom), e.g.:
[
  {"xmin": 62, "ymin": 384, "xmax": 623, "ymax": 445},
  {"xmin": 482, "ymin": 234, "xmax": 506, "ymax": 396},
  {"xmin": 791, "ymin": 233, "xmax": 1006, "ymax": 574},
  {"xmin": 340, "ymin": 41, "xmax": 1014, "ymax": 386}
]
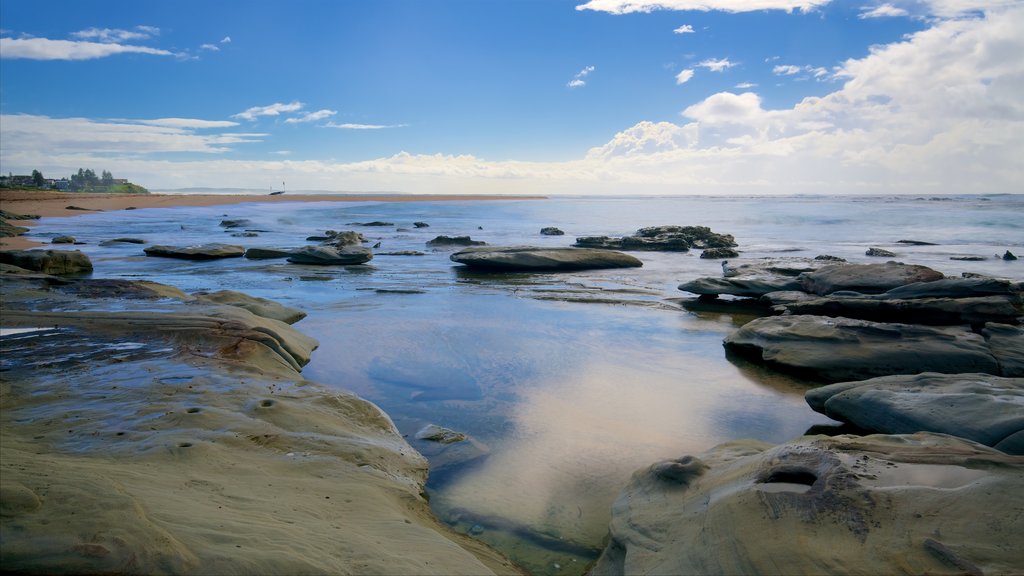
[
  {"xmin": 865, "ymin": 247, "xmax": 896, "ymax": 257},
  {"xmin": 540, "ymin": 227, "xmax": 565, "ymax": 236},
  {"xmin": 701, "ymin": 247, "xmax": 739, "ymax": 259},
  {"xmin": 415, "ymin": 424, "xmax": 467, "ymax": 444},
  {"xmin": 51, "ymin": 235, "xmax": 76, "ymax": 244},
  {"xmin": 1003, "ymin": 250, "xmax": 1018, "ymax": 261},
  {"xmin": 413, "ymin": 221, "xmax": 430, "ymax": 228},
  {"xmin": 469, "ymin": 524, "xmax": 484, "ymax": 535}
]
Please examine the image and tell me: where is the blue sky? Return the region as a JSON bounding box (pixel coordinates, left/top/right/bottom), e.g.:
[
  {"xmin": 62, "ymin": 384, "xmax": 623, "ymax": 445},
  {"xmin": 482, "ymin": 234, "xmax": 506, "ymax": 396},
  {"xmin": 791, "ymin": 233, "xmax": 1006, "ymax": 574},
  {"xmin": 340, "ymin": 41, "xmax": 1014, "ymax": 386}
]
[{"xmin": 1, "ymin": 0, "xmax": 1021, "ymax": 195}]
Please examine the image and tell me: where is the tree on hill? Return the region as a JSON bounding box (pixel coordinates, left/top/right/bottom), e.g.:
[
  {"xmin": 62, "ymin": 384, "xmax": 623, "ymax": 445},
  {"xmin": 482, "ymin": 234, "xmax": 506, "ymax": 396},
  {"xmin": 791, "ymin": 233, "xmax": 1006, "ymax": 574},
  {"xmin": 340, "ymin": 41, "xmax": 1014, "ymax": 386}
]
[{"xmin": 31, "ymin": 170, "xmax": 45, "ymax": 187}]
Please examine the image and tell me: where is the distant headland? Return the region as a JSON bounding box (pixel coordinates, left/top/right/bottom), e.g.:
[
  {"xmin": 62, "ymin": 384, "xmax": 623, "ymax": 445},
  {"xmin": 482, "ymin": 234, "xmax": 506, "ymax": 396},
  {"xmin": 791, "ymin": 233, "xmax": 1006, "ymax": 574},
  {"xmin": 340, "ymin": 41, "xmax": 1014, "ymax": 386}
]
[{"xmin": 0, "ymin": 168, "xmax": 148, "ymax": 194}]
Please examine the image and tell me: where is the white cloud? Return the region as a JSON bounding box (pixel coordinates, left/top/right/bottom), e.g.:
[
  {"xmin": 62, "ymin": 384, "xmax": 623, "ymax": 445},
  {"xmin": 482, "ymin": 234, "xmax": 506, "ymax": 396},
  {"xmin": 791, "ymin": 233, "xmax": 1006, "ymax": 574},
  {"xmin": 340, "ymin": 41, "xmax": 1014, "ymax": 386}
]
[
  {"xmin": 858, "ymin": 3, "xmax": 910, "ymax": 18},
  {"xmin": 324, "ymin": 122, "xmax": 408, "ymax": 130},
  {"xmin": 0, "ymin": 37, "xmax": 173, "ymax": 60},
  {"xmin": 575, "ymin": 0, "xmax": 831, "ymax": 14},
  {"xmin": 773, "ymin": 64, "xmax": 802, "ymax": 75},
  {"xmin": 675, "ymin": 69, "xmax": 695, "ymax": 84},
  {"xmin": 568, "ymin": 65, "xmax": 596, "ymax": 88},
  {"xmin": 698, "ymin": 57, "xmax": 736, "ymax": 72},
  {"xmin": 673, "ymin": 24, "xmax": 695, "ymax": 33},
  {"xmin": 586, "ymin": 121, "xmax": 699, "ymax": 159},
  {"xmin": 220, "ymin": 36, "xmax": 232, "ymax": 44},
  {"xmin": 735, "ymin": 82, "xmax": 758, "ymax": 88},
  {"xmin": 70, "ymin": 26, "xmax": 159, "ymax": 43},
  {"xmin": 285, "ymin": 109, "xmax": 338, "ymax": 124},
  {"xmin": 232, "ymin": 102, "xmax": 305, "ymax": 121},
  {"xmin": 200, "ymin": 43, "xmax": 220, "ymax": 51}
]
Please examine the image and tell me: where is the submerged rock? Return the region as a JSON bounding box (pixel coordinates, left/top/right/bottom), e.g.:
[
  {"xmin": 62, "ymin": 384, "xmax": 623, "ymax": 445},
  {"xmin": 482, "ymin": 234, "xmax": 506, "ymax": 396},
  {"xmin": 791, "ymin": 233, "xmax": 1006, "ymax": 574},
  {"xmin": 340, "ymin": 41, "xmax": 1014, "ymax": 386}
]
[
  {"xmin": 450, "ymin": 246, "xmax": 642, "ymax": 272},
  {"xmin": 0, "ymin": 249, "xmax": 93, "ymax": 275},
  {"xmin": 144, "ymin": 244, "xmax": 246, "ymax": 260},
  {"xmin": 244, "ymin": 247, "xmax": 295, "ymax": 260},
  {"xmin": 805, "ymin": 373, "xmax": 1024, "ymax": 454},
  {"xmin": 99, "ymin": 237, "xmax": 147, "ymax": 246},
  {"xmin": 679, "ymin": 277, "xmax": 803, "ymax": 298},
  {"xmin": 426, "ymin": 235, "xmax": 486, "ymax": 248},
  {"xmin": 798, "ymin": 262, "xmax": 944, "ymax": 295},
  {"xmin": 724, "ymin": 315, "xmax": 1004, "ymax": 381},
  {"xmin": 219, "ymin": 219, "xmax": 253, "ymax": 229},
  {"xmin": 51, "ymin": 235, "xmax": 76, "ymax": 244},
  {"xmin": 415, "ymin": 424, "xmax": 467, "ymax": 444},
  {"xmin": 287, "ymin": 245, "xmax": 373, "ymax": 265},
  {"xmin": 348, "ymin": 221, "xmax": 394, "ymax": 227},
  {"xmin": 591, "ymin": 433, "xmax": 1024, "ymax": 576}
]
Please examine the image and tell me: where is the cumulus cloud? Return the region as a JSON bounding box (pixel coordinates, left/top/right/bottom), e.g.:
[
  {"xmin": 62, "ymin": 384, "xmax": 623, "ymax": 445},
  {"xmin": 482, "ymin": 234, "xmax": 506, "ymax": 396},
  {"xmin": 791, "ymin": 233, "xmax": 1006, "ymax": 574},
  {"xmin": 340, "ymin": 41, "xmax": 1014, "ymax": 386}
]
[
  {"xmin": 675, "ymin": 69, "xmax": 695, "ymax": 84},
  {"xmin": 858, "ymin": 3, "xmax": 910, "ymax": 18},
  {"xmin": 575, "ymin": 0, "xmax": 831, "ymax": 14},
  {"xmin": 0, "ymin": 37, "xmax": 173, "ymax": 60},
  {"xmin": 773, "ymin": 64, "xmax": 802, "ymax": 75},
  {"xmin": 673, "ymin": 24, "xmax": 695, "ymax": 33},
  {"xmin": 285, "ymin": 109, "xmax": 338, "ymax": 124},
  {"xmin": 232, "ymin": 102, "xmax": 305, "ymax": 121},
  {"xmin": 698, "ymin": 57, "xmax": 736, "ymax": 72}
]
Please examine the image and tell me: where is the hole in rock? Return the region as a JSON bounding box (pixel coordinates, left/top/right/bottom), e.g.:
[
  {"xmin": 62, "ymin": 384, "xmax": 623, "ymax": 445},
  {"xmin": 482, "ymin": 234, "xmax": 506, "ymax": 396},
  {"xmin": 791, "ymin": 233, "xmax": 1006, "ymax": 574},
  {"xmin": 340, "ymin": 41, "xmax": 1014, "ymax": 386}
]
[
  {"xmin": 763, "ymin": 469, "xmax": 817, "ymax": 486},
  {"xmin": 259, "ymin": 399, "xmax": 275, "ymax": 408},
  {"xmin": 178, "ymin": 442, "xmax": 193, "ymax": 448},
  {"xmin": 186, "ymin": 407, "xmax": 201, "ymax": 414}
]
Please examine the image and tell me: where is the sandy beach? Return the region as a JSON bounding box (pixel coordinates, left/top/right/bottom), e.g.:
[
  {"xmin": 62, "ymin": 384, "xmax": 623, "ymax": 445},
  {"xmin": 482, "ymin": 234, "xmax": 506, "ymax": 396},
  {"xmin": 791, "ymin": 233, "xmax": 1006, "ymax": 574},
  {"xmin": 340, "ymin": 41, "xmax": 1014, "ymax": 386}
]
[{"xmin": 0, "ymin": 190, "xmax": 544, "ymax": 250}]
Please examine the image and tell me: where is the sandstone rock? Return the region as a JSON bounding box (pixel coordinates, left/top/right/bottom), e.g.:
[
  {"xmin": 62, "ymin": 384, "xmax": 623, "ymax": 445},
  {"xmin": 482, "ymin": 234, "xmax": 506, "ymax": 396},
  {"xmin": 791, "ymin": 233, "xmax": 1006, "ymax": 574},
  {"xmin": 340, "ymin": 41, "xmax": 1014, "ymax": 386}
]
[
  {"xmin": 575, "ymin": 225, "xmax": 736, "ymax": 252},
  {"xmin": 0, "ymin": 250, "xmax": 93, "ymax": 275},
  {"xmin": 798, "ymin": 262, "xmax": 944, "ymax": 295},
  {"xmin": 0, "ymin": 209, "xmax": 39, "ymax": 220},
  {"xmin": 806, "ymin": 373, "xmax": 1024, "ymax": 453},
  {"xmin": 450, "ymin": 246, "xmax": 642, "ymax": 272},
  {"xmin": 540, "ymin": 227, "xmax": 564, "ymax": 236},
  {"xmin": 144, "ymin": 244, "xmax": 246, "ymax": 260},
  {"xmin": 426, "ymin": 235, "xmax": 486, "ymax": 248},
  {"xmin": 774, "ymin": 295, "xmax": 1021, "ymax": 327},
  {"xmin": 194, "ymin": 290, "xmax": 307, "ymax": 324},
  {"xmin": 591, "ymin": 433, "xmax": 1024, "ymax": 576},
  {"xmin": 51, "ymin": 235, "xmax": 75, "ymax": 244},
  {"xmin": 679, "ymin": 277, "xmax": 803, "ymax": 298},
  {"xmin": 865, "ymin": 247, "xmax": 896, "ymax": 257},
  {"xmin": 415, "ymin": 424, "xmax": 467, "ymax": 444},
  {"xmin": 0, "ymin": 221, "xmax": 29, "ymax": 237},
  {"xmin": 724, "ymin": 315, "xmax": 1002, "ymax": 381},
  {"xmin": 880, "ymin": 277, "xmax": 1022, "ymax": 300},
  {"xmin": 328, "ymin": 231, "xmax": 365, "ymax": 247},
  {"xmin": 99, "ymin": 238, "xmax": 146, "ymax": 246},
  {"xmin": 701, "ymin": 247, "xmax": 740, "ymax": 259},
  {"xmin": 287, "ymin": 245, "xmax": 372, "ymax": 265},
  {"xmin": 244, "ymin": 247, "xmax": 295, "ymax": 260},
  {"xmin": 983, "ymin": 323, "xmax": 1024, "ymax": 377}
]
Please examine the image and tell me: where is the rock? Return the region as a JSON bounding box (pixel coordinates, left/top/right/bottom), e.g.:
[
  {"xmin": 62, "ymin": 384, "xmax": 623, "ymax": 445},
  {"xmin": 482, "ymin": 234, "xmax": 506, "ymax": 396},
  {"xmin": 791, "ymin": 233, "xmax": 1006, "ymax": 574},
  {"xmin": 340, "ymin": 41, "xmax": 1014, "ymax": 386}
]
[
  {"xmin": 327, "ymin": 231, "xmax": 365, "ymax": 247},
  {"xmin": 814, "ymin": 254, "xmax": 846, "ymax": 262},
  {"xmin": 0, "ymin": 209, "xmax": 40, "ymax": 220},
  {"xmin": 678, "ymin": 277, "xmax": 803, "ymax": 298},
  {"xmin": 0, "ymin": 221, "xmax": 29, "ymax": 237},
  {"xmin": 65, "ymin": 205, "xmax": 98, "ymax": 211},
  {"xmin": 219, "ymin": 219, "xmax": 253, "ymax": 228},
  {"xmin": 880, "ymin": 278, "xmax": 1022, "ymax": 300},
  {"xmin": 758, "ymin": 291, "xmax": 820, "ymax": 306},
  {"xmin": 798, "ymin": 262, "xmax": 944, "ymax": 295},
  {"xmin": 575, "ymin": 225, "xmax": 736, "ymax": 252},
  {"xmin": 724, "ymin": 315, "xmax": 1003, "ymax": 382},
  {"xmin": 243, "ymin": 247, "xmax": 295, "ymax": 260},
  {"xmin": 0, "ymin": 250, "xmax": 93, "ymax": 275},
  {"xmin": 591, "ymin": 433, "xmax": 1024, "ymax": 576},
  {"xmin": 415, "ymin": 424, "xmax": 467, "ymax": 444},
  {"xmin": 865, "ymin": 247, "xmax": 896, "ymax": 257},
  {"xmin": 377, "ymin": 251, "xmax": 426, "ymax": 256},
  {"xmin": 774, "ymin": 295, "xmax": 1022, "ymax": 327},
  {"xmin": 635, "ymin": 225, "xmax": 737, "ymax": 249},
  {"xmin": 700, "ymin": 247, "xmax": 739, "ymax": 259},
  {"xmin": 897, "ymin": 239, "xmax": 938, "ymax": 246},
  {"xmin": 144, "ymin": 244, "xmax": 246, "ymax": 260},
  {"xmin": 287, "ymin": 245, "xmax": 373, "ymax": 265},
  {"xmin": 540, "ymin": 227, "xmax": 565, "ymax": 236},
  {"xmin": 54, "ymin": 279, "xmax": 189, "ymax": 301},
  {"xmin": 426, "ymin": 235, "xmax": 486, "ymax": 248},
  {"xmin": 983, "ymin": 323, "xmax": 1024, "ymax": 377},
  {"xmin": 1004, "ymin": 250, "xmax": 1018, "ymax": 261},
  {"xmin": 51, "ymin": 235, "xmax": 76, "ymax": 244},
  {"xmin": 450, "ymin": 246, "xmax": 643, "ymax": 272},
  {"xmin": 193, "ymin": 290, "xmax": 307, "ymax": 324},
  {"xmin": 413, "ymin": 222, "xmax": 430, "ymax": 228},
  {"xmin": 348, "ymin": 221, "xmax": 393, "ymax": 227},
  {"xmin": 99, "ymin": 238, "xmax": 146, "ymax": 246},
  {"xmin": 231, "ymin": 232, "xmax": 259, "ymax": 238},
  {"xmin": 951, "ymin": 256, "xmax": 988, "ymax": 261},
  {"xmin": 805, "ymin": 373, "xmax": 1024, "ymax": 453}
]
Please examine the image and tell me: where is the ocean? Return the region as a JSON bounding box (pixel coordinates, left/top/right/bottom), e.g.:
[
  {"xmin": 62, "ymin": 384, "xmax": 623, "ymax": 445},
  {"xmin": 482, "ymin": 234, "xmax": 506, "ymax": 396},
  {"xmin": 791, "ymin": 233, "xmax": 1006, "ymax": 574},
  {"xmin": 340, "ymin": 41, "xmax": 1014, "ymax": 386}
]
[{"xmin": 23, "ymin": 194, "xmax": 1024, "ymax": 574}]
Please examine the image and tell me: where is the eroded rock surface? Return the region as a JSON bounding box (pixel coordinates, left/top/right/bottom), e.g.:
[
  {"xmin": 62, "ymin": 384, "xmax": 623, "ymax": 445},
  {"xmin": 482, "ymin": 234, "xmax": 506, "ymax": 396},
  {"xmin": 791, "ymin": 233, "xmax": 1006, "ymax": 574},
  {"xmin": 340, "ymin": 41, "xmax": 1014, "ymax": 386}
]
[
  {"xmin": 806, "ymin": 373, "xmax": 1024, "ymax": 453},
  {"xmin": 286, "ymin": 245, "xmax": 373, "ymax": 265},
  {"xmin": 0, "ymin": 249, "xmax": 93, "ymax": 275},
  {"xmin": 450, "ymin": 246, "xmax": 642, "ymax": 272},
  {"xmin": 798, "ymin": 262, "xmax": 944, "ymax": 295},
  {"xmin": 592, "ymin": 433, "xmax": 1024, "ymax": 576},
  {"xmin": 144, "ymin": 243, "xmax": 246, "ymax": 260}
]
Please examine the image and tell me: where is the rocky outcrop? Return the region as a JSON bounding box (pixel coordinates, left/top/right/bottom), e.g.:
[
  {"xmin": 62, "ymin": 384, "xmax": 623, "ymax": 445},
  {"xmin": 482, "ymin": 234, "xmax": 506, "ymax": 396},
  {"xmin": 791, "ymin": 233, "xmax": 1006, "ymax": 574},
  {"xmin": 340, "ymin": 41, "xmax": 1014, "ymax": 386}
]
[
  {"xmin": 426, "ymin": 235, "xmax": 486, "ymax": 248},
  {"xmin": 219, "ymin": 219, "xmax": 253, "ymax": 228},
  {"xmin": 144, "ymin": 244, "xmax": 246, "ymax": 260},
  {"xmin": 244, "ymin": 247, "xmax": 295, "ymax": 260},
  {"xmin": 414, "ymin": 221, "xmax": 430, "ymax": 228},
  {"xmin": 865, "ymin": 247, "xmax": 895, "ymax": 257},
  {"xmin": 591, "ymin": 433, "xmax": 1024, "ymax": 576},
  {"xmin": 348, "ymin": 221, "xmax": 393, "ymax": 227},
  {"xmin": 99, "ymin": 237, "xmax": 146, "ymax": 246},
  {"xmin": 540, "ymin": 227, "xmax": 564, "ymax": 236},
  {"xmin": 286, "ymin": 245, "xmax": 373, "ymax": 265},
  {"xmin": 416, "ymin": 424, "xmax": 468, "ymax": 444},
  {"xmin": 51, "ymin": 235, "xmax": 76, "ymax": 244},
  {"xmin": 679, "ymin": 277, "xmax": 803, "ymax": 298},
  {"xmin": 983, "ymin": 323, "xmax": 1024, "ymax": 377},
  {"xmin": 194, "ymin": 290, "xmax": 307, "ymax": 324},
  {"xmin": 700, "ymin": 247, "xmax": 739, "ymax": 259},
  {"xmin": 798, "ymin": 262, "xmax": 944, "ymax": 295},
  {"xmin": 880, "ymin": 277, "xmax": 1022, "ymax": 299},
  {"xmin": 0, "ymin": 249, "xmax": 93, "ymax": 275},
  {"xmin": 575, "ymin": 225, "xmax": 736, "ymax": 252},
  {"xmin": 450, "ymin": 246, "xmax": 642, "ymax": 272},
  {"xmin": 805, "ymin": 373, "xmax": 1024, "ymax": 454},
  {"xmin": 774, "ymin": 294, "xmax": 1021, "ymax": 326},
  {"xmin": 723, "ymin": 315, "xmax": 1009, "ymax": 381}
]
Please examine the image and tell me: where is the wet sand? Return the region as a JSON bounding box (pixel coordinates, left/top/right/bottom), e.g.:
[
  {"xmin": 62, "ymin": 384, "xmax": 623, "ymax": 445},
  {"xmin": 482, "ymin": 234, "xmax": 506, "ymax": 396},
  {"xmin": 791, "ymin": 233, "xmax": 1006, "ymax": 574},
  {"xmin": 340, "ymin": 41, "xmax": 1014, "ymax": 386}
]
[{"xmin": 0, "ymin": 190, "xmax": 544, "ymax": 250}]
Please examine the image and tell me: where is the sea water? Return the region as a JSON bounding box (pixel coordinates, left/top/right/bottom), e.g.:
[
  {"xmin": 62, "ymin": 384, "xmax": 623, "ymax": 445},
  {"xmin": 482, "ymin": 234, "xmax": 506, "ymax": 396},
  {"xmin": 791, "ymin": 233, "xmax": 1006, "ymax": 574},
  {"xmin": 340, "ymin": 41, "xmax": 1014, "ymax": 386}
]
[{"xmin": 23, "ymin": 194, "xmax": 1024, "ymax": 575}]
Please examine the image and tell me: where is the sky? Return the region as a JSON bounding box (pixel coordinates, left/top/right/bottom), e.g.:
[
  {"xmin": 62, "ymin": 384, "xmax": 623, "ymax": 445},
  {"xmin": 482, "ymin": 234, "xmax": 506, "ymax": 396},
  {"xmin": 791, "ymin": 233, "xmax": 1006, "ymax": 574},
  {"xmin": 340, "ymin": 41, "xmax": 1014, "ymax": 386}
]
[{"xmin": 1, "ymin": 0, "xmax": 1022, "ymax": 195}]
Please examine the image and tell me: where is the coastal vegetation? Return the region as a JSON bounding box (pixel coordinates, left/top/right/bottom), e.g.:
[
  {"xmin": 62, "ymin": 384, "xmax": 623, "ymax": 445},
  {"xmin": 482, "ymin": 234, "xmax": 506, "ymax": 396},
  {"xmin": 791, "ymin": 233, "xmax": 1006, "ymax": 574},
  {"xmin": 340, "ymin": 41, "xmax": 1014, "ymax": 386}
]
[{"xmin": 0, "ymin": 168, "xmax": 148, "ymax": 194}]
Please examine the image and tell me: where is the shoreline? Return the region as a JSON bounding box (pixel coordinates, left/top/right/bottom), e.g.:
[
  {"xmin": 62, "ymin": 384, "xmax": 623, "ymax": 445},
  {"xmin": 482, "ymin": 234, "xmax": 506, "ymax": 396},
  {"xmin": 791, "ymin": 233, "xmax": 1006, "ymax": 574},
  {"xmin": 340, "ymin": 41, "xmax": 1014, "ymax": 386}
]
[{"xmin": 0, "ymin": 190, "xmax": 546, "ymax": 250}]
